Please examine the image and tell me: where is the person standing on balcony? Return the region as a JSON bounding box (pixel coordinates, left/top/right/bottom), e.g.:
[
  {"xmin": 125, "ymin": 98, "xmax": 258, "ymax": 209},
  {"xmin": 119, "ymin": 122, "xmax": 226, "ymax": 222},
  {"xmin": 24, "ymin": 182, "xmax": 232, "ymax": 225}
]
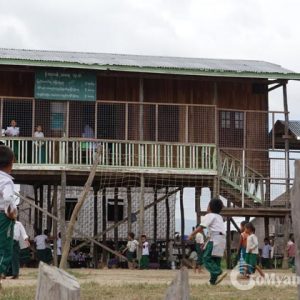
[
  {"xmin": 0, "ymin": 146, "xmax": 18, "ymax": 287},
  {"xmin": 33, "ymin": 125, "xmax": 45, "ymax": 163},
  {"xmin": 5, "ymin": 120, "xmax": 19, "ymax": 137},
  {"xmin": 5, "ymin": 120, "xmax": 20, "ymax": 161}
]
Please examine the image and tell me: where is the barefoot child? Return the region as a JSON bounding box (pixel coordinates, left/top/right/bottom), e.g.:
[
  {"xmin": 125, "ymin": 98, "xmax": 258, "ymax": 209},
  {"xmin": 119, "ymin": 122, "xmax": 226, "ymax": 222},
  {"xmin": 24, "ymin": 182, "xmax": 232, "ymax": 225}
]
[
  {"xmin": 244, "ymin": 222, "xmax": 258, "ymax": 276},
  {"xmin": 122, "ymin": 232, "xmax": 139, "ymax": 269},
  {"xmin": 0, "ymin": 146, "xmax": 17, "ymax": 285},
  {"xmin": 237, "ymin": 221, "xmax": 248, "ymax": 275},
  {"xmin": 189, "ymin": 198, "xmax": 227, "ymax": 285}
]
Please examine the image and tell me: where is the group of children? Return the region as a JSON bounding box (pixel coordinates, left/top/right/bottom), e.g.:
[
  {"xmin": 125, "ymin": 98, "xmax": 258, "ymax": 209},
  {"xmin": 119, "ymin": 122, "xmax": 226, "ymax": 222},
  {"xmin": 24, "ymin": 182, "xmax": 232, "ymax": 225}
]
[{"xmin": 122, "ymin": 233, "xmax": 150, "ymax": 270}]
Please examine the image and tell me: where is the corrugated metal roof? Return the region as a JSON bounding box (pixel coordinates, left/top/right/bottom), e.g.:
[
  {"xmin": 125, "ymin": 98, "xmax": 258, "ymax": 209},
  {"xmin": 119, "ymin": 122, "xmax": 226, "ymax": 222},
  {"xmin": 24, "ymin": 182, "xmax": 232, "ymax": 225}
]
[
  {"xmin": 0, "ymin": 48, "xmax": 300, "ymax": 79},
  {"xmin": 278, "ymin": 120, "xmax": 300, "ymax": 139}
]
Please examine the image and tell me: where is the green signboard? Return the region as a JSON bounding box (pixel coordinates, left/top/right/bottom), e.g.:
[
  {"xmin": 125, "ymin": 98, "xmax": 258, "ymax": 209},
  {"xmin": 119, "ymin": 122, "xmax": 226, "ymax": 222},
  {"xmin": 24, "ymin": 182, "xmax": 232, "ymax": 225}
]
[{"xmin": 35, "ymin": 70, "xmax": 96, "ymax": 101}]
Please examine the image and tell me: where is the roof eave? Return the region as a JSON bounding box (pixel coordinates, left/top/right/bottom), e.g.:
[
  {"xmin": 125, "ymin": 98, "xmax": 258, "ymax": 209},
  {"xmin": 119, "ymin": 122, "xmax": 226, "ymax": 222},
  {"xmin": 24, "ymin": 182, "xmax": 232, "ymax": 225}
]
[{"xmin": 1, "ymin": 58, "xmax": 300, "ymax": 80}]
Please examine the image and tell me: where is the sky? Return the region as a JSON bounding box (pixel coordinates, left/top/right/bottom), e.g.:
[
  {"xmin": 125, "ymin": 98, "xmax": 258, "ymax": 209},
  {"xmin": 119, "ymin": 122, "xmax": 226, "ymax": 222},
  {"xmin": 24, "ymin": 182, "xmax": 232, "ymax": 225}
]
[{"xmin": 1, "ymin": 0, "xmax": 299, "ymax": 228}]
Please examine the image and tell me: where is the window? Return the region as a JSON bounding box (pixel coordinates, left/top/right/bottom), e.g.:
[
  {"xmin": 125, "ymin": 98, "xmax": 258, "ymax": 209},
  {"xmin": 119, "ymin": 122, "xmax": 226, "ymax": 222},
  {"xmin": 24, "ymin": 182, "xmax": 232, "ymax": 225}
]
[
  {"xmin": 221, "ymin": 111, "xmax": 230, "ymax": 129},
  {"xmin": 107, "ymin": 199, "xmax": 124, "ymax": 221},
  {"xmin": 234, "ymin": 112, "xmax": 244, "ymax": 129},
  {"xmin": 65, "ymin": 198, "xmax": 77, "ymax": 221}
]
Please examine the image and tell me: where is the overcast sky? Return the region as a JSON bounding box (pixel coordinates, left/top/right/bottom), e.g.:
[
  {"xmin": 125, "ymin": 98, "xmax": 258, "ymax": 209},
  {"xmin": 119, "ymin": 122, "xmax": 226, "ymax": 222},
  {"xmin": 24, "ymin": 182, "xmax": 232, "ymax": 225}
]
[
  {"xmin": 0, "ymin": 0, "xmax": 299, "ymax": 116},
  {"xmin": 1, "ymin": 0, "xmax": 299, "ymax": 224}
]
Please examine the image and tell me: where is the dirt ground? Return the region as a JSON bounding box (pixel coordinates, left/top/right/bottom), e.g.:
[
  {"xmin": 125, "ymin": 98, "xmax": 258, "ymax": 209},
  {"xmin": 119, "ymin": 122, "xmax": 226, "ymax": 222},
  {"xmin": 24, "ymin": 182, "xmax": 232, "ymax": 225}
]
[{"xmin": 0, "ymin": 268, "xmax": 298, "ymax": 300}]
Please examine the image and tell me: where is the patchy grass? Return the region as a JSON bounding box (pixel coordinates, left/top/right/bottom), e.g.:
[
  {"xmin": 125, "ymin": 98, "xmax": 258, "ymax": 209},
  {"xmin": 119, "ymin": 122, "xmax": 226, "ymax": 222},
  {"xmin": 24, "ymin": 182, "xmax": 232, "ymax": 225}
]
[{"xmin": 0, "ymin": 282, "xmax": 297, "ymax": 300}]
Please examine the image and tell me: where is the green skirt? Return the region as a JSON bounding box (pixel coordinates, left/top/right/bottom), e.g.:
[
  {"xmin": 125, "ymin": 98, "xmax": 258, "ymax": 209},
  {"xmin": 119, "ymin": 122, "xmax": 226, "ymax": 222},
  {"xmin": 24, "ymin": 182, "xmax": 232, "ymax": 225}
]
[
  {"xmin": 245, "ymin": 253, "xmax": 257, "ymax": 274},
  {"xmin": 0, "ymin": 212, "xmax": 14, "ymax": 274}
]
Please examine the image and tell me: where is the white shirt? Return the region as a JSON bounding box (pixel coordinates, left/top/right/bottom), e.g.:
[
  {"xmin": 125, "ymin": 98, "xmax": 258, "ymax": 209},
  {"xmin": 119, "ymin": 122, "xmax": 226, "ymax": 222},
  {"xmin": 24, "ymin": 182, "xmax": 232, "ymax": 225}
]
[
  {"xmin": 13, "ymin": 221, "xmax": 28, "ymax": 241},
  {"xmin": 189, "ymin": 251, "xmax": 198, "ymax": 261},
  {"xmin": 34, "ymin": 131, "xmax": 44, "ymax": 138},
  {"xmin": 5, "ymin": 126, "xmax": 19, "ymax": 137},
  {"xmin": 142, "ymin": 241, "xmax": 149, "ymax": 256},
  {"xmin": 195, "ymin": 232, "xmax": 204, "ymax": 244},
  {"xmin": 57, "ymin": 238, "xmax": 62, "ymax": 255},
  {"xmin": 201, "ymin": 213, "xmax": 225, "ymax": 235},
  {"xmin": 0, "ymin": 171, "xmax": 17, "ymax": 214},
  {"xmin": 34, "ymin": 234, "xmax": 48, "ymax": 250},
  {"xmin": 127, "ymin": 240, "xmax": 139, "ymax": 252},
  {"xmin": 246, "ymin": 234, "xmax": 259, "ymax": 254}
]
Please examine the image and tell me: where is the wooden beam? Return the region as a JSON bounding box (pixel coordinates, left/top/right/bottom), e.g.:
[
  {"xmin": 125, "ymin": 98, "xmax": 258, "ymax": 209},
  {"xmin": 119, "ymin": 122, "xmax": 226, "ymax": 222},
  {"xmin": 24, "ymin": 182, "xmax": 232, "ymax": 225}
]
[
  {"xmin": 229, "ymin": 218, "xmax": 240, "ymax": 233},
  {"xmin": 101, "ymin": 188, "xmax": 107, "ymax": 265},
  {"xmin": 114, "ymin": 187, "xmax": 119, "ymax": 250},
  {"xmin": 153, "ymin": 188, "xmax": 157, "ymax": 244},
  {"xmin": 291, "ymin": 160, "xmax": 300, "ymax": 299},
  {"xmin": 139, "ymin": 174, "xmax": 145, "ymax": 258},
  {"xmin": 46, "ymin": 185, "xmax": 52, "ymax": 232},
  {"xmin": 60, "ymin": 171, "xmax": 66, "ymax": 248},
  {"xmin": 226, "ymin": 217, "xmax": 231, "ymax": 269},
  {"xmin": 127, "ymin": 187, "xmax": 132, "ymax": 234},
  {"xmin": 200, "ymin": 207, "xmax": 291, "ymax": 217},
  {"xmin": 39, "ymin": 185, "xmax": 44, "ymax": 231},
  {"xmin": 180, "ymin": 188, "xmax": 185, "ymax": 257},
  {"xmin": 195, "ymin": 187, "xmax": 201, "ymax": 225},
  {"xmin": 52, "ymin": 186, "xmax": 58, "ymax": 267},
  {"xmin": 165, "ymin": 187, "xmax": 170, "ymax": 259},
  {"xmin": 93, "ymin": 186, "xmax": 99, "ymax": 268}
]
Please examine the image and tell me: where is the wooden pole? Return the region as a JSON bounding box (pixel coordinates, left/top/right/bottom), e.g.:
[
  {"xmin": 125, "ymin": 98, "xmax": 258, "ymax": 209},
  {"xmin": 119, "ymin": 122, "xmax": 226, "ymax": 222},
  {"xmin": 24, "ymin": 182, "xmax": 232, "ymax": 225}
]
[
  {"xmin": 34, "ymin": 185, "xmax": 38, "ymax": 234},
  {"xmin": 59, "ymin": 147, "xmax": 101, "ymax": 269},
  {"xmin": 114, "ymin": 187, "xmax": 119, "ymax": 251},
  {"xmin": 52, "ymin": 186, "xmax": 58, "ymax": 267},
  {"xmin": 195, "ymin": 187, "xmax": 201, "ymax": 225},
  {"xmin": 60, "ymin": 171, "xmax": 67, "ymax": 248},
  {"xmin": 164, "ymin": 267, "xmax": 189, "ymax": 300},
  {"xmin": 226, "ymin": 217, "xmax": 231, "ymax": 269},
  {"xmin": 72, "ymin": 188, "xmax": 180, "ymax": 252},
  {"xmin": 47, "ymin": 185, "xmax": 52, "ymax": 232},
  {"xmin": 165, "ymin": 187, "xmax": 170, "ymax": 260},
  {"xmin": 282, "ymin": 82, "xmax": 290, "ymax": 269},
  {"xmin": 39, "ymin": 185, "xmax": 44, "ymax": 231},
  {"xmin": 127, "ymin": 187, "xmax": 132, "ymax": 235},
  {"xmin": 291, "ymin": 160, "xmax": 300, "ymax": 300},
  {"xmin": 180, "ymin": 188, "xmax": 185, "ymax": 257},
  {"xmin": 264, "ymin": 217, "xmax": 269, "ymax": 238},
  {"xmin": 139, "ymin": 174, "xmax": 145, "ymax": 258},
  {"xmin": 93, "ymin": 186, "xmax": 99, "ymax": 268},
  {"xmin": 102, "ymin": 188, "xmax": 107, "ymax": 265},
  {"xmin": 153, "ymin": 188, "xmax": 157, "ymax": 244}
]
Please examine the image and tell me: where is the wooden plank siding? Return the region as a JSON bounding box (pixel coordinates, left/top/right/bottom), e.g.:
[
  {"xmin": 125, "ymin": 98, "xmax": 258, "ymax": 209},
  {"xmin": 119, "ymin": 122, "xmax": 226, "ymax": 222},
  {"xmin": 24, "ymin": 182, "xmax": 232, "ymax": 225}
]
[{"xmin": 0, "ymin": 68, "xmax": 270, "ymax": 176}]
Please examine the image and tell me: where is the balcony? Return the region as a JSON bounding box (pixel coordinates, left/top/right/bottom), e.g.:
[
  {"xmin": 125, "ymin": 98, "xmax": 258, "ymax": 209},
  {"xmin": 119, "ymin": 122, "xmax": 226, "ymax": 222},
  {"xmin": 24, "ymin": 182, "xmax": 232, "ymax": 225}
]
[{"xmin": 1, "ymin": 138, "xmax": 217, "ymax": 175}]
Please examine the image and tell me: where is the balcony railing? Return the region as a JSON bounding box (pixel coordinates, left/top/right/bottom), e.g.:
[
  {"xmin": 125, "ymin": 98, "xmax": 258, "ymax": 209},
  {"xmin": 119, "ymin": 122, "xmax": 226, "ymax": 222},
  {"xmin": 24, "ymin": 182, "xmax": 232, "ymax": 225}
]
[{"xmin": 1, "ymin": 138, "xmax": 217, "ymax": 174}]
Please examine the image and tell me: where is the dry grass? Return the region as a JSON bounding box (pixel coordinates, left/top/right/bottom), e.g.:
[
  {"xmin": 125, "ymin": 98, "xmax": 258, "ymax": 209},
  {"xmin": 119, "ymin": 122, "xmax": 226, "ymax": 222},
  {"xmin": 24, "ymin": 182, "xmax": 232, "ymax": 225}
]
[{"xmin": 0, "ymin": 268, "xmax": 297, "ymax": 300}]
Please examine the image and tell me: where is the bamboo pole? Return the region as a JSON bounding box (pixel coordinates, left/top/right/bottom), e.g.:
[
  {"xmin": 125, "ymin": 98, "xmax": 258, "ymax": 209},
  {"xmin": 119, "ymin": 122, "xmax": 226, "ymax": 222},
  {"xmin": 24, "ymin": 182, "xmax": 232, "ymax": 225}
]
[
  {"xmin": 59, "ymin": 146, "xmax": 101, "ymax": 269},
  {"xmin": 52, "ymin": 186, "xmax": 58, "ymax": 267}
]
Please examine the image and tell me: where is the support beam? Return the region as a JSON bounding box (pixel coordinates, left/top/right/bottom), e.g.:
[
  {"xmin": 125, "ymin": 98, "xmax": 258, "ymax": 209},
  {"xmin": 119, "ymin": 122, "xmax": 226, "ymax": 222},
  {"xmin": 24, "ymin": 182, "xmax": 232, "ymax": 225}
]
[
  {"xmin": 93, "ymin": 186, "xmax": 99, "ymax": 268},
  {"xmin": 165, "ymin": 187, "xmax": 170, "ymax": 259},
  {"xmin": 114, "ymin": 187, "xmax": 119, "ymax": 251},
  {"xmin": 34, "ymin": 185, "xmax": 38, "ymax": 234},
  {"xmin": 195, "ymin": 187, "xmax": 201, "ymax": 225},
  {"xmin": 264, "ymin": 217, "xmax": 269, "ymax": 238},
  {"xmin": 291, "ymin": 160, "xmax": 300, "ymax": 299},
  {"xmin": 127, "ymin": 187, "xmax": 132, "ymax": 234},
  {"xmin": 47, "ymin": 185, "xmax": 52, "ymax": 232},
  {"xmin": 52, "ymin": 185, "xmax": 58, "ymax": 267},
  {"xmin": 60, "ymin": 171, "xmax": 66, "ymax": 248},
  {"xmin": 39, "ymin": 185, "xmax": 44, "ymax": 231},
  {"xmin": 226, "ymin": 217, "xmax": 231, "ymax": 269},
  {"xmin": 229, "ymin": 218, "xmax": 240, "ymax": 233},
  {"xmin": 101, "ymin": 188, "xmax": 107, "ymax": 265},
  {"xmin": 139, "ymin": 174, "xmax": 145, "ymax": 258},
  {"xmin": 180, "ymin": 188, "xmax": 185, "ymax": 257},
  {"xmin": 153, "ymin": 188, "xmax": 157, "ymax": 244}
]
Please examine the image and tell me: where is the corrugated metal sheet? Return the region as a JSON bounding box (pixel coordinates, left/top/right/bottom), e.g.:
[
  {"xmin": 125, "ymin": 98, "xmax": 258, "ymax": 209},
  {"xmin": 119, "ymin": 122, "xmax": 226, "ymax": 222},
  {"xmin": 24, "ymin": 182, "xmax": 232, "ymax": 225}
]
[
  {"xmin": 0, "ymin": 48, "xmax": 299, "ymax": 79},
  {"xmin": 278, "ymin": 120, "xmax": 300, "ymax": 139}
]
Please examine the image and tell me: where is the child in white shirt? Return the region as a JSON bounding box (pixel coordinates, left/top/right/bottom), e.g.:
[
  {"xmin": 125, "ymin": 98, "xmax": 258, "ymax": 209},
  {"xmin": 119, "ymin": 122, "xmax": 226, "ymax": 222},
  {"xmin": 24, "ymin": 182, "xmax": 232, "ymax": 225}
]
[
  {"xmin": 140, "ymin": 235, "xmax": 149, "ymax": 269},
  {"xmin": 244, "ymin": 222, "xmax": 258, "ymax": 276},
  {"xmin": 122, "ymin": 232, "xmax": 139, "ymax": 269},
  {"xmin": 189, "ymin": 198, "xmax": 227, "ymax": 285},
  {"xmin": 0, "ymin": 145, "xmax": 17, "ymax": 283}
]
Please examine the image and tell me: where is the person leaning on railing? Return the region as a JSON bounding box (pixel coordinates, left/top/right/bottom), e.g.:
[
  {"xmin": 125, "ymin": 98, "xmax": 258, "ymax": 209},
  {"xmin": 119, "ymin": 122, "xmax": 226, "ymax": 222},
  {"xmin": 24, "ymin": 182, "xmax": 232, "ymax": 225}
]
[
  {"xmin": 33, "ymin": 125, "xmax": 45, "ymax": 164},
  {"xmin": 5, "ymin": 120, "xmax": 19, "ymax": 161}
]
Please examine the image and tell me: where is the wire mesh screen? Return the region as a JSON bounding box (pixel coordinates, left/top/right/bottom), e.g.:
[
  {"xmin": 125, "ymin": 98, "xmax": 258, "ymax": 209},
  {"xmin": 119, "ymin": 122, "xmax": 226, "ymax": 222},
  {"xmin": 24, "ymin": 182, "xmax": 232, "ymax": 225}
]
[
  {"xmin": 3, "ymin": 98, "xmax": 33, "ymax": 137},
  {"xmin": 35, "ymin": 100, "xmax": 68, "ymax": 137}
]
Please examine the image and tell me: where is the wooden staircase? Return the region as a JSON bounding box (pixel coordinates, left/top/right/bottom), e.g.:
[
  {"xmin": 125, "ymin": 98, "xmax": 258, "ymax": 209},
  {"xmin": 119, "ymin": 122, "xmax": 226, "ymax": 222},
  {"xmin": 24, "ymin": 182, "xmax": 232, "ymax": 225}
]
[{"xmin": 219, "ymin": 150, "xmax": 265, "ymax": 208}]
